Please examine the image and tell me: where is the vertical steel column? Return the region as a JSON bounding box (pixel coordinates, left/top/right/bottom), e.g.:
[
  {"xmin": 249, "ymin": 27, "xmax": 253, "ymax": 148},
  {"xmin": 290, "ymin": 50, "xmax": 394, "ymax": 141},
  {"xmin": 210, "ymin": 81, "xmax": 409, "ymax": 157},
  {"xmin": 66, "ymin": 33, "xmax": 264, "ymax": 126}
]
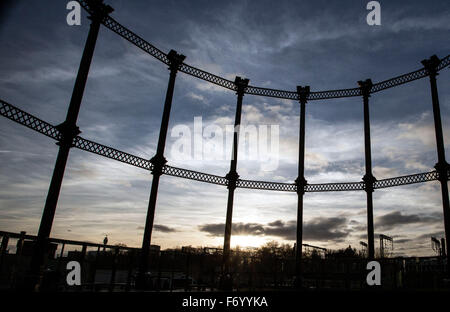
[
  {"xmin": 57, "ymin": 243, "xmax": 65, "ymax": 274},
  {"xmin": 295, "ymin": 86, "xmax": 310, "ymax": 287},
  {"xmin": 76, "ymin": 244, "xmax": 87, "ymax": 291},
  {"xmin": 442, "ymin": 238, "xmax": 447, "ymax": 258},
  {"xmin": 380, "ymin": 236, "xmax": 383, "ymax": 259},
  {"xmin": 79, "ymin": 244, "xmax": 87, "ymax": 286},
  {"xmin": 109, "ymin": 247, "xmax": 119, "ymax": 292},
  {"xmin": 421, "ymin": 55, "xmax": 450, "ymax": 273},
  {"xmin": 12, "ymin": 231, "xmax": 26, "ymax": 289},
  {"xmin": 137, "ymin": 50, "xmax": 186, "ymax": 287},
  {"xmin": 222, "ymin": 76, "xmax": 249, "ymax": 273},
  {"xmin": 358, "ymin": 79, "xmax": 376, "ymax": 260},
  {"xmin": 80, "ymin": 244, "xmax": 87, "ymax": 265},
  {"xmin": 28, "ymin": 1, "xmax": 113, "ymax": 290},
  {"xmin": 89, "ymin": 246, "xmax": 100, "ymax": 286},
  {"xmin": 59, "ymin": 244, "xmax": 65, "ymax": 259},
  {"xmin": 125, "ymin": 250, "xmax": 135, "ymax": 291},
  {"xmin": 0, "ymin": 235, "xmax": 9, "ymax": 273}
]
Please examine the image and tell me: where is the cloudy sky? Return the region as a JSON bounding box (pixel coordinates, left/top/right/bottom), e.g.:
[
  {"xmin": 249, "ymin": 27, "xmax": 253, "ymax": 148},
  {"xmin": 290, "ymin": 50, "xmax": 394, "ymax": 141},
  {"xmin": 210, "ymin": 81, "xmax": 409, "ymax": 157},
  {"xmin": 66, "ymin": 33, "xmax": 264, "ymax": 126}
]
[{"xmin": 0, "ymin": 0, "xmax": 449, "ymax": 257}]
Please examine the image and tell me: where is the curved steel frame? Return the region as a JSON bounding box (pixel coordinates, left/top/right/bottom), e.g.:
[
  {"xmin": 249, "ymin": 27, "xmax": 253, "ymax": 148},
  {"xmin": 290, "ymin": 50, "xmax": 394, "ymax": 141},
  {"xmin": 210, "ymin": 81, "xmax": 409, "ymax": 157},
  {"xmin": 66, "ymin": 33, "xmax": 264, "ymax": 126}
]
[
  {"xmin": 1, "ymin": 0, "xmax": 449, "ymax": 290},
  {"xmin": 76, "ymin": 0, "xmax": 450, "ymax": 101}
]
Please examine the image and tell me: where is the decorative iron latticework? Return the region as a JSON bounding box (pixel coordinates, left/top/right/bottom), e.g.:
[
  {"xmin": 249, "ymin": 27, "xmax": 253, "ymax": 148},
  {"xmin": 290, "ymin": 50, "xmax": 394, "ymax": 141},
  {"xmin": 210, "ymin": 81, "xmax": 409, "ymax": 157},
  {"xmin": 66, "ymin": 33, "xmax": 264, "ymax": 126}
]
[
  {"xmin": 2, "ymin": 99, "xmax": 448, "ymax": 193},
  {"xmin": 373, "ymin": 171, "xmax": 440, "ymax": 189},
  {"xmin": 163, "ymin": 165, "xmax": 228, "ymax": 186},
  {"xmin": 76, "ymin": 0, "xmax": 450, "ymax": 101},
  {"xmin": 75, "ymin": 137, "xmax": 153, "ymax": 171},
  {"xmin": 0, "ymin": 99, "xmax": 61, "ymax": 141}
]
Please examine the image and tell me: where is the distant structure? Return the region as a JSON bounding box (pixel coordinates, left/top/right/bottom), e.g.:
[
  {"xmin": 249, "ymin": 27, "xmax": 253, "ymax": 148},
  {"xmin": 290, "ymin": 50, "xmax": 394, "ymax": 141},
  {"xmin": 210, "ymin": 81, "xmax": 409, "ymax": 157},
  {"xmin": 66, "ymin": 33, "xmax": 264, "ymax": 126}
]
[
  {"xmin": 360, "ymin": 241, "xmax": 368, "ymax": 257},
  {"xmin": 293, "ymin": 243, "xmax": 327, "ymax": 258},
  {"xmin": 103, "ymin": 235, "xmax": 108, "ymax": 251},
  {"xmin": 379, "ymin": 234, "xmax": 393, "ymax": 258},
  {"xmin": 431, "ymin": 237, "xmax": 446, "ymax": 257}
]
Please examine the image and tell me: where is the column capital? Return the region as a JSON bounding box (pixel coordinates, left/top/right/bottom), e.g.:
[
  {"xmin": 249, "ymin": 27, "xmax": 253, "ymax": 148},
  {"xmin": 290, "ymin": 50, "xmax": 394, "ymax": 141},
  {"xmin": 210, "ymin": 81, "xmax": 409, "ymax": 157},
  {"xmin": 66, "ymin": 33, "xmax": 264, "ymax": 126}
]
[
  {"xmin": 167, "ymin": 49, "xmax": 186, "ymax": 73},
  {"xmin": 435, "ymin": 161, "xmax": 450, "ymax": 182},
  {"xmin": 296, "ymin": 85, "xmax": 310, "ymax": 104},
  {"xmin": 362, "ymin": 173, "xmax": 377, "ymax": 192},
  {"xmin": 295, "ymin": 177, "xmax": 307, "ymax": 195},
  {"xmin": 150, "ymin": 154, "xmax": 167, "ymax": 175},
  {"xmin": 421, "ymin": 55, "xmax": 441, "ymax": 76},
  {"xmin": 358, "ymin": 79, "xmax": 373, "ymax": 97},
  {"xmin": 226, "ymin": 170, "xmax": 239, "ymax": 189},
  {"xmin": 87, "ymin": 0, "xmax": 114, "ymax": 22},
  {"xmin": 55, "ymin": 121, "xmax": 81, "ymax": 148},
  {"xmin": 234, "ymin": 76, "xmax": 249, "ymax": 96}
]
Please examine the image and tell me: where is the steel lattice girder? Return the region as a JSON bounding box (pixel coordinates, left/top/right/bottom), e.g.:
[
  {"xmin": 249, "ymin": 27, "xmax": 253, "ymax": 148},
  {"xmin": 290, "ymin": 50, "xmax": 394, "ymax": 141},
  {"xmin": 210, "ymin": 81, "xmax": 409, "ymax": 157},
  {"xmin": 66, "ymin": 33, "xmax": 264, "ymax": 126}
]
[
  {"xmin": 162, "ymin": 165, "xmax": 228, "ymax": 186},
  {"xmin": 74, "ymin": 137, "xmax": 152, "ymax": 170},
  {"xmin": 76, "ymin": 0, "xmax": 450, "ymax": 101},
  {"xmin": 0, "ymin": 100, "xmax": 61, "ymax": 140},
  {"xmin": 2, "ymin": 99, "xmax": 448, "ymax": 193}
]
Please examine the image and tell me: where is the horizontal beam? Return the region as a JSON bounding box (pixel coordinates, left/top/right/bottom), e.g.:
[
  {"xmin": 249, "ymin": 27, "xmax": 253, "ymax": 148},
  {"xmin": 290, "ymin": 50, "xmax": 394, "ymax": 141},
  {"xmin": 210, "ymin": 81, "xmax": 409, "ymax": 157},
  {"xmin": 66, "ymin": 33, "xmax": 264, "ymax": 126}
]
[
  {"xmin": 1, "ymin": 99, "xmax": 448, "ymax": 193},
  {"xmin": 75, "ymin": 137, "xmax": 152, "ymax": 171},
  {"xmin": 0, "ymin": 230, "xmax": 139, "ymax": 251},
  {"xmin": 76, "ymin": 1, "xmax": 450, "ymax": 101},
  {"xmin": 0, "ymin": 100, "xmax": 60, "ymax": 140}
]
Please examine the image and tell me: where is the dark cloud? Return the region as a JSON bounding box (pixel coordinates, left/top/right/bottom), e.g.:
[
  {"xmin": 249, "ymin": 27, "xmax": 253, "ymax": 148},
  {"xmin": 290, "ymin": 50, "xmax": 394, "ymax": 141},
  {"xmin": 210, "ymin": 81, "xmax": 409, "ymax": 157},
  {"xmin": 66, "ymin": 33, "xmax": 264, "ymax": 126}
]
[
  {"xmin": 264, "ymin": 220, "xmax": 296, "ymax": 240},
  {"xmin": 232, "ymin": 223, "xmax": 265, "ymax": 236},
  {"xmin": 198, "ymin": 223, "xmax": 223, "ymax": 236},
  {"xmin": 303, "ymin": 217, "xmax": 350, "ymax": 242},
  {"xmin": 153, "ymin": 224, "xmax": 178, "ymax": 233},
  {"xmin": 394, "ymin": 239, "xmax": 412, "ymax": 244},
  {"xmin": 267, "ymin": 220, "xmax": 284, "ymax": 227},
  {"xmin": 199, "ymin": 222, "xmax": 265, "ymax": 236},
  {"xmin": 376, "ymin": 211, "xmax": 441, "ymax": 230},
  {"xmin": 199, "ymin": 217, "xmax": 351, "ymax": 242},
  {"xmin": 416, "ymin": 231, "xmax": 445, "ymax": 240},
  {"xmin": 137, "ymin": 225, "xmax": 177, "ymax": 233}
]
